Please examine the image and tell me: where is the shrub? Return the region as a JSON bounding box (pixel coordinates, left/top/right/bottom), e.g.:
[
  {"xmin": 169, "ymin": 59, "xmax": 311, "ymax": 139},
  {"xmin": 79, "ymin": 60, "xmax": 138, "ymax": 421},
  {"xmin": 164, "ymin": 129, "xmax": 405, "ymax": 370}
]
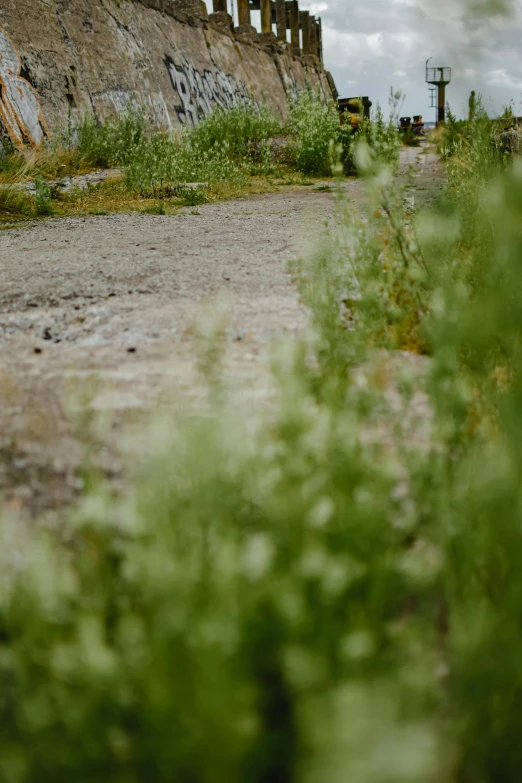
[{"xmin": 76, "ymin": 105, "xmax": 280, "ymax": 193}]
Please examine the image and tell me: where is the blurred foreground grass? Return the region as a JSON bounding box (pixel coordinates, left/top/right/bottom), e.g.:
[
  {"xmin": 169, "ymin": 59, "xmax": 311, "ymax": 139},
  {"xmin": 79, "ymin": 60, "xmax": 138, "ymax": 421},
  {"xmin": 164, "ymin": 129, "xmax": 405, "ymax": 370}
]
[{"xmin": 2, "ymin": 102, "xmax": 522, "ymax": 783}]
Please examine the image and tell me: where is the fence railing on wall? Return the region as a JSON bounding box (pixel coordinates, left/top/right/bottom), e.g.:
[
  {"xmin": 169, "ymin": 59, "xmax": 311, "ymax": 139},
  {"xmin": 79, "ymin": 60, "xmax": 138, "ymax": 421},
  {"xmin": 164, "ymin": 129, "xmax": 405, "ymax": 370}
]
[
  {"xmin": 230, "ymin": 0, "xmax": 323, "ymax": 61},
  {"xmin": 136, "ymin": 0, "xmax": 323, "ymax": 63}
]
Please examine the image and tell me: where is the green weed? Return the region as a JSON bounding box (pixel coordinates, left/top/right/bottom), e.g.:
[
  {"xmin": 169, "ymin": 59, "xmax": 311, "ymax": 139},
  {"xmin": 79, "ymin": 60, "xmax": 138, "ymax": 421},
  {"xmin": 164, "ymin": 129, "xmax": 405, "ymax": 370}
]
[{"xmin": 34, "ymin": 176, "xmax": 53, "ymax": 215}]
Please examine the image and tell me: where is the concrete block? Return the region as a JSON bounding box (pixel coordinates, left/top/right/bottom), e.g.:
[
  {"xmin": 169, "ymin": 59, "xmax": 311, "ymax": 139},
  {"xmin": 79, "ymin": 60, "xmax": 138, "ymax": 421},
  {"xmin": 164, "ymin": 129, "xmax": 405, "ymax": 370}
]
[
  {"xmin": 301, "ymin": 54, "xmax": 320, "ymax": 66},
  {"xmin": 165, "ymin": 3, "xmax": 189, "ymax": 21},
  {"xmin": 259, "ymin": 31, "xmax": 277, "ymax": 45},
  {"xmin": 170, "ymin": 0, "xmax": 202, "ymax": 16},
  {"xmin": 260, "ymin": 0, "xmax": 271, "ymax": 33},
  {"xmin": 208, "ymin": 10, "xmax": 234, "ymax": 34},
  {"xmin": 237, "ymin": 0, "xmax": 251, "ymax": 26},
  {"xmin": 235, "ymin": 24, "xmax": 259, "ymax": 44}
]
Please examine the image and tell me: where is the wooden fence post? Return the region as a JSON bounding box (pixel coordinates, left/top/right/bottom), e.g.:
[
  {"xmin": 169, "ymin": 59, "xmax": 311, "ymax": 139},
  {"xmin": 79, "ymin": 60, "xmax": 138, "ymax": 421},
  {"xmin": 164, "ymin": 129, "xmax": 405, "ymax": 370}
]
[
  {"xmin": 237, "ymin": 0, "xmax": 251, "ymax": 24},
  {"xmin": 300, "ymin": 10, "xmax": 311, "ymax": 53},
  {"xmin": 275, "ymin": 0, "xmax": 287, "ymax": 40},
  {"xmin": 288, "ymin": 0, "xmax": 300, "ymax": 51},
  {"xmin": 309, "ymin": 15, "xmax": 317, "ymax": 56},
  {"xmin": 260, "ymin": 0, "xmax": 272, "ymax": 32},
  {"xmin": 316, "ymin": 17, "xmax": 323, "ymax": 62}
]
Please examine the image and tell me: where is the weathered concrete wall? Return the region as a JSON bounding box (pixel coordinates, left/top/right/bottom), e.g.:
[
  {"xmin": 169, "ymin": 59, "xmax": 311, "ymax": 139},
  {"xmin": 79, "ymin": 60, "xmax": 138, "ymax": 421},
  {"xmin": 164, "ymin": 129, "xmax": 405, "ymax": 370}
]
[{"xmin": 0, "ymin": 0, "xmax": 336, "ymax": 148}]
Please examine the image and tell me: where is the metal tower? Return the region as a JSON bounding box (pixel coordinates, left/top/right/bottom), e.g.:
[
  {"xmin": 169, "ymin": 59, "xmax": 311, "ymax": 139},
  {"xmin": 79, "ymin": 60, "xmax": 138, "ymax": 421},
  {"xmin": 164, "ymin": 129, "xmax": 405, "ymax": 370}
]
[{"xmin": 426, "ymin": 58, "xmax": 451, "ymax": 126}]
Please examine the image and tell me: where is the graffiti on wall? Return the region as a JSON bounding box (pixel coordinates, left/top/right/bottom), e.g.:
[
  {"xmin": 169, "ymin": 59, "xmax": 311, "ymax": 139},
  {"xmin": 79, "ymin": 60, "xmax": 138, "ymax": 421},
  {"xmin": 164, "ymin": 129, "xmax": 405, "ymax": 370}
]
[
  {"xmin": 165, "ymin": 56, "xmax": 256, "ymax": 126},
  {"xmin": 0, "ymin": 27, "xmax": 48, "ymax": 148}
]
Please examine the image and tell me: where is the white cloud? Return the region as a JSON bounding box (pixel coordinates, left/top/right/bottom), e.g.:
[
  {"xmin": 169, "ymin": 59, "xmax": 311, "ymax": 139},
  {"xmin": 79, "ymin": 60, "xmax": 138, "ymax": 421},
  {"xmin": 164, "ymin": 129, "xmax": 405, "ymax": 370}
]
[
  {"xmin": 485, "ymin": 68, "xmax": 522, "ymax": 91},
  {"xmin": 308, "ymin": 2, "xmax": 329, "ymax": 12}
]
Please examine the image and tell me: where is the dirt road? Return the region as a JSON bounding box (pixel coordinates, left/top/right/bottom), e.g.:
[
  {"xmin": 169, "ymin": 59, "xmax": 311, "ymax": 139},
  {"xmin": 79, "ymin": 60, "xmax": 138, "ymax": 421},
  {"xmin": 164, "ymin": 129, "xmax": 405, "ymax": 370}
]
[{"xmin": 0, "ymin": 150, "xmax": 442, "ymax": 513}]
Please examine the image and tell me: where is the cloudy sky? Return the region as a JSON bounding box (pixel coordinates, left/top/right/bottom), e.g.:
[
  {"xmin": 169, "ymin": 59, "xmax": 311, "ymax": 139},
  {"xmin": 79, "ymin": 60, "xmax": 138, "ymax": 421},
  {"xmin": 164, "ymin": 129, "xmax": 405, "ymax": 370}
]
[
  {"xmin": 295, "ymin": 0, "xmax": 522, "ymax": 119},
  {"xmin": 230, "ymin": 0, "xmax": 520, "ymax": 120}
]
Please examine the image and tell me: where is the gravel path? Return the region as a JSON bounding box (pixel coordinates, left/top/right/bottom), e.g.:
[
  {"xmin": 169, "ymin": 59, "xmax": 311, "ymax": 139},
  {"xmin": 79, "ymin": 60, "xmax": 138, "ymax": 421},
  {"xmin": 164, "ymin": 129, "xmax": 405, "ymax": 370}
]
[{"xmin": 0, "ymin": 149, "xmax": 441, "ymax": 513}]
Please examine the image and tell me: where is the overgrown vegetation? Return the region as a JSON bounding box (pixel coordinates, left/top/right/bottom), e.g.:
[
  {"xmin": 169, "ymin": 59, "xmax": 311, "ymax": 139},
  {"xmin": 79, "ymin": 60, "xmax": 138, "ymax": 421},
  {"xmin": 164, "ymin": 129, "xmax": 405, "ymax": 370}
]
[
  {"xmin": 0, "ymin": 90, "xmax": 372, "ymax": 220},
  {"xmin": 3, "ymin": 90, "xmax": 522, "ymax": 782}
]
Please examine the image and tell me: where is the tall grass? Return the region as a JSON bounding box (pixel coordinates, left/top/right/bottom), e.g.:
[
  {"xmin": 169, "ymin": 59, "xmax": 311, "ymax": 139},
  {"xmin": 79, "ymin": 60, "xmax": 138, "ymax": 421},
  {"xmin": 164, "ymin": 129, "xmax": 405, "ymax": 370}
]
[
  {"xmin": 0, "ymin": 184, "xmax": 32, "ymax": 215},
  {"xmin": 75, "ymin": 110, "xmax": 147, "ymax": 169},
  {"xmin": 123, "ymin": 131, "xmax": 245, "ymax": 197},
  {"xmin": 189, "ymin": 104, "xmax": 281, "ymax": 160}
]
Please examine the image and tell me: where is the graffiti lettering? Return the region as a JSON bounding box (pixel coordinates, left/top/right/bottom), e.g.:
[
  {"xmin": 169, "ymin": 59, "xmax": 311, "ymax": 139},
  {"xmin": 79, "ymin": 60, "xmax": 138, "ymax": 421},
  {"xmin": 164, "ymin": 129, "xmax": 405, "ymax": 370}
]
[
  {"xmin": 0, "ymin": 27, "xmax": 48, "ymax": 148},
  {"xmin": 165, "ymin": 56, "xmax": 256, "ymax": 126}
]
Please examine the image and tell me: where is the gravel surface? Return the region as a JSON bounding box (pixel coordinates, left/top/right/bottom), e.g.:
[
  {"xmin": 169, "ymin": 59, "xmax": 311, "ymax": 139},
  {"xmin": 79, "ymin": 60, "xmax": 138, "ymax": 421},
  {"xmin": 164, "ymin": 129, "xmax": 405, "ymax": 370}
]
[{"xmin": 0, "ymin": 149, "xmax": 441, "ymax": 513}]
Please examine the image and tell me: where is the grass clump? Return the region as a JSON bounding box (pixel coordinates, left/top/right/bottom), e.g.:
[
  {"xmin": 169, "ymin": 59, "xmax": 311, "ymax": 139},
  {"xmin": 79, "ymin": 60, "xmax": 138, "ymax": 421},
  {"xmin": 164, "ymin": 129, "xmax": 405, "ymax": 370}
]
[
  {"xmin": 141, "ymin": 200, "xmax": 167, "ymax": 215},
  {"xmin": 288, "ymin": 87, "xmax": 399, "ymax": 178},
  {"xmin": 0, "ymin": 184, "xmax": 32, "ymax": 216},
  {"xmin": 122, "ymin": 104, "xmax": 282, "ymax": 197}
]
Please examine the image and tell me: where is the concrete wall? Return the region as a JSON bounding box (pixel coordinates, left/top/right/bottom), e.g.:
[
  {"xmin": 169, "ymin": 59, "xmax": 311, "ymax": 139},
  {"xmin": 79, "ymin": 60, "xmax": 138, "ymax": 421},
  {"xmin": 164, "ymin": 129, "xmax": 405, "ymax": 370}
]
[{"xmin": 0, "ymin": 0, "xmax": 336, "ymax": 148}]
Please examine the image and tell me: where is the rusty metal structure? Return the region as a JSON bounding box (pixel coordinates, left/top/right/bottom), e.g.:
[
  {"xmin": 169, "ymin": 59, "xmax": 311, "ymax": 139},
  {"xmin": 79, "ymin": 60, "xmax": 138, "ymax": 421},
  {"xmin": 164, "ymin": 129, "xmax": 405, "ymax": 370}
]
[
  {"xmin": 338, "ymin": 96, "xmax": 372, "ymax": 129},
  {"xmin": 426, "ymin": 59, "xmax": 451, "ymax": 127},
  {"xmin": 213, "ymin": 0, "xmax": 324, "ymax": 61},
  {"xmin": 399, "ymin": 115, "xmax": 425, "ymax": 136}
]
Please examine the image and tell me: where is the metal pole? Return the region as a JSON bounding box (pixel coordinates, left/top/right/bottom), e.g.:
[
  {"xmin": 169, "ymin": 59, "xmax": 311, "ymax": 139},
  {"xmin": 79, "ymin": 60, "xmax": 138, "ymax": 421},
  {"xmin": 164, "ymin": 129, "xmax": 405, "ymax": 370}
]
[{"xmin": 438, "ymin": 84, "xmax": 445, "ymax": 126}]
